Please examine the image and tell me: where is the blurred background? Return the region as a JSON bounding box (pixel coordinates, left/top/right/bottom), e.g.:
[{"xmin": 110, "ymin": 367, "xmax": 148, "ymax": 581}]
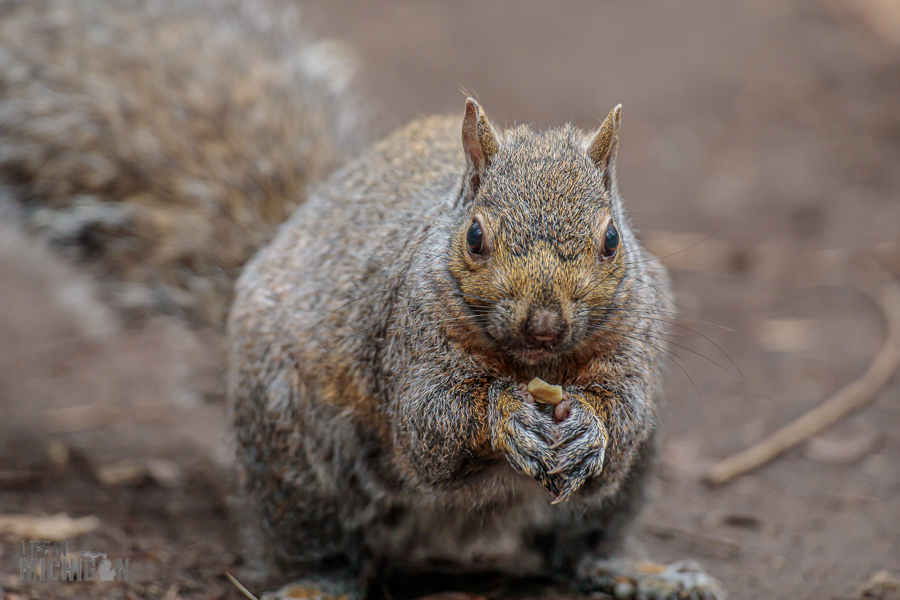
[{"xmin": 1, "ymin": 1, "xmax": 899, "ymax": 599}]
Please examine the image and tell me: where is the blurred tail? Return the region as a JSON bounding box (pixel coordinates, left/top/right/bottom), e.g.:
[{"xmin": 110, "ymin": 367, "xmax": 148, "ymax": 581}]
[{"xmin": 0, "ymin": 0, "xmax": 365, "ymax": 326}]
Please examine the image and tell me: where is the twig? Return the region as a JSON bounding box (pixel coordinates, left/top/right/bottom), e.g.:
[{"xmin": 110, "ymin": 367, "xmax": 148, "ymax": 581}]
[
  {"xmin": 163, "ymin": 583, "xmax": 181, "ymax": 600},
  {"xmin": 225, "ymin": 572, "xmax": 259, "ymax": 600},
  {"xmin": 705, "ymin": 269, "xmax": 900, "ymax": 485}
]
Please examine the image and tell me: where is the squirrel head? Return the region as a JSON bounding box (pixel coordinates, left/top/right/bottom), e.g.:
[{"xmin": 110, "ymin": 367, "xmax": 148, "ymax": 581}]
[{"xmin": 448, "ymin": 98, "xmax": 629, "ymax": 367}]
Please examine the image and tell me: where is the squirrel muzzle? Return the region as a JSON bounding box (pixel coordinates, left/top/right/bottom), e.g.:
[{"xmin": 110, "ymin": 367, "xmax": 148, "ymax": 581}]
[{"xmin": 522, "ymin": 307, "xmax": 567, "ymax": 348}]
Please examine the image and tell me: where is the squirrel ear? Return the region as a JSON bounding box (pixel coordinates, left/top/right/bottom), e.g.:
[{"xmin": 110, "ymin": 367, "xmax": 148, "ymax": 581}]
[
  {"xmin": 587, "ymin": 104, "xmax": 622, "ymax": 193},
  {"xmin": 461, "ymin": 98, "xmax": 500, "ymax": 201}
]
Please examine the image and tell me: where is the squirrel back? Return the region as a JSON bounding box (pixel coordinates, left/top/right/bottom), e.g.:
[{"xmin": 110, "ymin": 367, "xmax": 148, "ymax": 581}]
[{"xmin": 0, "ymin": 0, "xmax": 364, "ymax": 326}]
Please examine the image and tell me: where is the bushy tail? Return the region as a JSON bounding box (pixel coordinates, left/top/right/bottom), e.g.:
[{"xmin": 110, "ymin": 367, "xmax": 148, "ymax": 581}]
[{"xmin": 0, "ymin": 0, "xmax": 364, "ymax": 326}]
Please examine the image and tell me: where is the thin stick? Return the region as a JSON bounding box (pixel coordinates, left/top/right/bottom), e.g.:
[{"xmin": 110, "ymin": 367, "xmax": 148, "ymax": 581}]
[
  {"xmin": 705, "ymin": 270, "xmax": 900, "ymax": 486},
  {"xmin": 225, "ymin": 572, "xmax": 260, "ymax": 600}
]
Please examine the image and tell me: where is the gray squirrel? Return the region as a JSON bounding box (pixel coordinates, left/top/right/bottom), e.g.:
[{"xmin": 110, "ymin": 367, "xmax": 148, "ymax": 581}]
[
  {"xmin": 0, "ymin": 0, "xmax": 726, "ymax": 597},
  {"xmin": 228, "ymin": 100, "xmax": 727, "ymax": 599}
]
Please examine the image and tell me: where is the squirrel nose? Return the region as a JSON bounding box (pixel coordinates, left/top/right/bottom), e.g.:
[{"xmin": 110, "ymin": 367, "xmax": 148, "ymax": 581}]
[{"xmin": 523, "ymin": 308, "xmax": 566, "ymax": 347}]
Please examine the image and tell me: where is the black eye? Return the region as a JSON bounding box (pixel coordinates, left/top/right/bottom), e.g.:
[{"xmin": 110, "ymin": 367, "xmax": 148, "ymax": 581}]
[
  {"xmin": 602, "ymin": 222, "xmax": 619, "ymax": 259},
  {"xmin": 466, "ymin": 220, "xmax": 484, "ymax": 255}
]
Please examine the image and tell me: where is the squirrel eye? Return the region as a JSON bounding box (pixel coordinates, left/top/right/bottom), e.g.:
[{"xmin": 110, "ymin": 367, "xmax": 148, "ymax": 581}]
[
  {"xmin": 602, "ymin": 222, "xmax": 619, "ymax": 259},
  {"xmin": 466, "ymin": 220, "xmax": 485, "ymax": 255}
]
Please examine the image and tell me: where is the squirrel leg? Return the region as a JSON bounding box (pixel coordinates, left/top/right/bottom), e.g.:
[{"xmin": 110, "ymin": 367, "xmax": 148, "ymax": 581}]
[{"xmin": 576, "ymin": 557, "xmax": 727, "ymax": 600}]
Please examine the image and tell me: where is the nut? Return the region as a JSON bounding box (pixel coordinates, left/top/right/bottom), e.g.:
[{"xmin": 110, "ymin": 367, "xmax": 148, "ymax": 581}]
[{"xmin": 527, "ymin": 377, "xmax": 564, "ymax": 405}]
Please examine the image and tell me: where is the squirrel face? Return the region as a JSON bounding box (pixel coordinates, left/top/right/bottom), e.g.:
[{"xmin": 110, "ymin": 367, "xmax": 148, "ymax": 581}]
[{"xmin": 448, "ymin": 100, "xmax": 628, "ymax": 367}]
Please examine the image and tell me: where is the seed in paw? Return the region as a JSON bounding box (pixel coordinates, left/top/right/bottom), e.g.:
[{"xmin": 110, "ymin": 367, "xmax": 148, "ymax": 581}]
[{"xmin": 527, "ymin": 377, "xmax": 564, "ymax": 405}]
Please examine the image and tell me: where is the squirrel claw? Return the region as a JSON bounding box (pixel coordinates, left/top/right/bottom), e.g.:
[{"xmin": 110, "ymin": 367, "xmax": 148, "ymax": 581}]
[
  {"xmin": 547, "ymin": 462, "xmax": 568, "ymax": 475},
  {"xmin": 551, "ymin": 488, "xmax": 574, "ymax": 504}
]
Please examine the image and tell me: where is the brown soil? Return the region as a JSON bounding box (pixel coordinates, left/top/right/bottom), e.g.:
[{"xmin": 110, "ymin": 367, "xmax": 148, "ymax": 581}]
[{"xmin": 2, "ymin": 1, "xmax": 899, "ymax": 599}]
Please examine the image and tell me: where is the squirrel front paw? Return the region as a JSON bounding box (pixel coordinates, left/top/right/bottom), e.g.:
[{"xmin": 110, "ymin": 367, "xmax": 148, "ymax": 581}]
[
  {"xmin": 490, "ymin": 382, "xmax": 558, "ymax": 494},
  {"xmin": 548, "ymin": 391, "xmax": 608, "ymax": 502}
]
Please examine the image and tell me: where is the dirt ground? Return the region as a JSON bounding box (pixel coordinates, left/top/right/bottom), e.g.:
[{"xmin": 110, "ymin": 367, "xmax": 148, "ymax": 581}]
[{"xmin": 2, "ymin": 1, "xmax": 900, "ymax": 599}]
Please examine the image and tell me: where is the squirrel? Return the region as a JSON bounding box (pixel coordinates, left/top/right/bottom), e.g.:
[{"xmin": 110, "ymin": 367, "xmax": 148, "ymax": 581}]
[
  {"xmin": 0, "ymin": 0, "xmax": 362, "ymax": 327},
  {"xmin": 227, "ymin": 99, "xmax": 728, "ymax": 600},
  {"xmin": 0, "ymin": 1, "xmax": 726, "ymax": 597}
]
